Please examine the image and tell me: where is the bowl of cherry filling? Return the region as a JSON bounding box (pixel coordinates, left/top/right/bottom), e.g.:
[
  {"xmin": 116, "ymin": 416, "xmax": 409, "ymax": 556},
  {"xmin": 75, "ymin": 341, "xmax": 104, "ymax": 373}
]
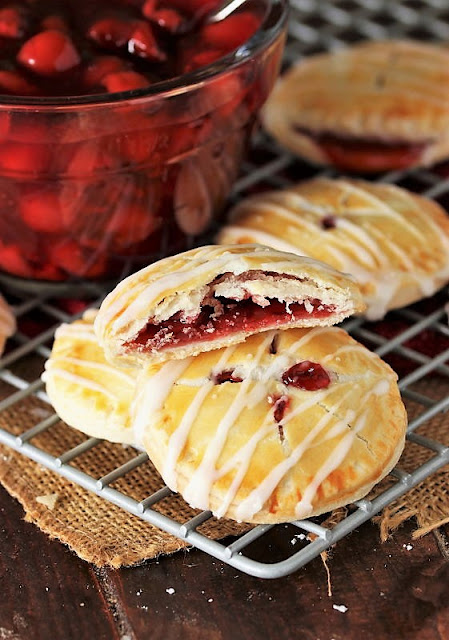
[{"xmin": 0, "ymin": 0, "xmax": 288, "ymax": 292}]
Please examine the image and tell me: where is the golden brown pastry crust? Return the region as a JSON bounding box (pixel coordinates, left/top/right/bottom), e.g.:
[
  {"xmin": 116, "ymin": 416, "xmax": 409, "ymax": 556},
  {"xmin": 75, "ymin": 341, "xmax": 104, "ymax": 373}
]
[
  {"xmin": 95, "ymin": 244, "xmax": 365, "ymax": 366},
  {"xmin": 217, "ymin": 178, "xmax": 449, "ymax": 320},
  {"xmin": 0, "ymin": 294, "xmax": 15, "ymax": 356},
  {"xmin": 134, "ymin": 326, "xmax": 407, "ymax": 523},
  {"xmin": 263, "ymin": 40, "xmax": 449, "ymax": 170},
  {"xmin": 43, "ymin": 310, "xmax": 138, "ymax": 444}
]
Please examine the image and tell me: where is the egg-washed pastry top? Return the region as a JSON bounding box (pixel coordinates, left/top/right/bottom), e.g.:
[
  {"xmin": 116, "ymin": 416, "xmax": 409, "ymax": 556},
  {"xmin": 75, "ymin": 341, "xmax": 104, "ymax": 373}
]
[
  {"xmin": 217, "ymin": 178, "xmax": 449, "ymax": 320},
  {"xmin": 95, "ymin": 244, "xmax": 365, "ymax": 366},
  {"xmin": 262, "ymin": 40, "xmax": 449, "ymax": 171},
  {"xmin": 43, "ymin": 310, "xmax": 138, "ymax": 444},
  {"xmin": 133, "ymin": 326, "xmax": 407, "ymax": 523}
]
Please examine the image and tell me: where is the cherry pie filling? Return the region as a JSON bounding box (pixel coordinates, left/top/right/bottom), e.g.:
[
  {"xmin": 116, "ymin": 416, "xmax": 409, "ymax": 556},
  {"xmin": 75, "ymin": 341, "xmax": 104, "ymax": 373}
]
[
  {"xmin": 126, "ymin": 296, "xmax": 336, "ymax": 352},
  {"xmin": 295, "ymin": 127, "xmax": 429, "ymax": 171},
  {"xmin": 0, "ymin": 0, "xmax": 278, "ymax": 284}
]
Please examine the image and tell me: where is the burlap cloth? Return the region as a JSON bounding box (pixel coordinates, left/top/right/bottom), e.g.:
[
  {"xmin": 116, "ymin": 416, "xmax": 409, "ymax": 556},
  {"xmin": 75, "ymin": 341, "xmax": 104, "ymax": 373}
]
[{"xmin": 0, "ymin": 376, "xmax": 447, "ymax": 568}]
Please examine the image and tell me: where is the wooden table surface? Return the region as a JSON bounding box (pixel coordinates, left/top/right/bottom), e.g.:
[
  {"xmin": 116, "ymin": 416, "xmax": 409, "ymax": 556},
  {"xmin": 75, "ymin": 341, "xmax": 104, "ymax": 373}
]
[{"xmin": 1, "ymin": 484, "xmax": 448, "ymax": 640}]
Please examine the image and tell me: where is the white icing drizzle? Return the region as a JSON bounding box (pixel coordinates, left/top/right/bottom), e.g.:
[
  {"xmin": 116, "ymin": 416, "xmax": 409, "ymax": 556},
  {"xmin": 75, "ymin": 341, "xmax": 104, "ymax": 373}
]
[
  {"xmin": 42, "ymin": 367, "xmax": 118, "ymax": 403},
  {"xmin": 98, "ymin": 246, "xmax": 278, "ymax": 336},
  {"xmin": 161, "ymin": 346, "xmax": 238, "ymax": 490},
  {"xmin": 225, "ymin": 179, "xmax": 449, "ymax": 320},
  {"xmin": 221, "ymin": 226, "xmax": 309, "ymax": 258},
  {"xmin": 213, "ymin": 420, "xmax": 276, "ymax": 519},
  {"xmin": 294, "ymin": 411, "xmax": 368, "ymax": 519},
  {"xmin": 233, "ymin": 389, "xmax": 354, "ymax": 521},
  {"xmin": 132, "ymin": 358, "xmax": 192, "ymax": 448},
  {"xmin": 182, "ymin": 334, "xmax": 273, "ymax": 510},
  {"xmin": 159, "ymin": 324, "xmax": 394, "ymax": 520},
  {"xmin": 47, "ymin": 356, "xmax": 135, "ymax": 386}
]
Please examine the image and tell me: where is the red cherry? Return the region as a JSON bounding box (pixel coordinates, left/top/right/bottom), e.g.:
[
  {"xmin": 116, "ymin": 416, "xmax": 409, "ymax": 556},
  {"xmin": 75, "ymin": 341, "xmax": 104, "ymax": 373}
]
[
  {"xmin": 0, "ymin": 7, "xmax": 26, "ymax": 39},
  {"xmin": 66, "ymin": 143, "xmax": 122, "ymax": 177},
  {"xmin": 269, "ymin": 394, "xmax": 290, "ymax": 423},
  {"xmin": 182, "ymin": 48, "xmax": 225, "ymax": 73},
  {"xmin": 17, "ymin": 30, "xmax": 81, "ymax": 76},
  {"xmin": 0, "ymin": 244, "xmax": 32, "ymax": 278},
  {"xmin": 0, "ymin": 70, "xmax": 37, "ymax": 95},
  {"xmin": 40, "ymin": 15, "xmax": 68, "ymax": 32},
  {"xmin": 0, "ymin": 114, "xmax": 10, "ymax": 140},
  {"xmin": 84, "ymin": 56, "xmax": 128, "ymax": 88},
  {"xmin": 200, "ymin": 12, "xmax": 260, "ymax": 50},
  {"xmin": 213, "ymin": 369, "xmax": 243, "ymax": 384},
  {"xmin": 50, "ymin": 240, "xmax": 107, "ymax": 278},
  {"xmin": 142, "ymin": 1, "xmax": 185, "ymax": 33},
  {"xmin": 128, "ymin": 22, "xmax": 166, "ymax": 61},
  {"xmin": 282, "ymin": 361, "xmax": 331, "ymax": 391},
  {"xmin": 321, "ymin": 215, "xmax": 337, "ymax": 229},
  {"xmin": 119, "ymin": 127, "xmax": 159, "ymax": 165},
  {"xmin": 203, "ymin": 73, "xmax": 245, "ymax": 119},
  {"xmin": 20, "ymin": 188, "xmax": 64, "ymax": 233},
  {"xmin": 107, "ymin": 201, "xmax": 155, "ymax": 251},
  {"xmin": 33, "ymin": 262, "xmax": 65, "ymax": 281},
  {"xmin": 101, "ymin": 70, "xmax": 150, "ymax": 93},
  {"xmin": 8, "ymin": 116, "xmax": 49, "ymax": 143},
  {"xmin": 168, "ymin": 0, "xmax": 219, "ymax": 17},
  {"xmin": 87, "ymin": 17, "xmax": 134, "ymax": 49},
  {"xmin": 0, "ymin": 142, "xmax": 50, "ymax": 174}
]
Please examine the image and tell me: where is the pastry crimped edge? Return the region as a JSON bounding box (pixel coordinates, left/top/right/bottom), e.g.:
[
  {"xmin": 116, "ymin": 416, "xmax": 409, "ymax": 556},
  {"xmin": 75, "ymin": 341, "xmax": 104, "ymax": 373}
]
[
  {"xmin": 136, "ymin": 326, "xmax": 407, "ymax": 523},
  {"xmin": 262, "ymin": 40, "xmax": 449, "ymax": 169},
  {"xmin": 216, "ymin": 179, "xmax": 449, "ymax": 320},
  {"xmin": 95, "ymin": 244, "xmax": 365, "ymax": 366},
  {"xmin": 43, "ymin": 309, "xmax": 138, "ymax": 445}
]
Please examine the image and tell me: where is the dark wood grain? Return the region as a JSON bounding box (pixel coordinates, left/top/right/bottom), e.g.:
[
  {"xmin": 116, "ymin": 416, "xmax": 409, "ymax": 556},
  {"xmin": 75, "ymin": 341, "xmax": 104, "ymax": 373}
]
[
  {"xmin": 0, "ymin": 486, "xmax": 119, "ymax": 640},
  {"xmin": 105, "ymin": 520, "xmax": 449, "ymax": 640},
  {"xmin": 1, "ymin": 481, "xmax": 448, "ymax": 640}
]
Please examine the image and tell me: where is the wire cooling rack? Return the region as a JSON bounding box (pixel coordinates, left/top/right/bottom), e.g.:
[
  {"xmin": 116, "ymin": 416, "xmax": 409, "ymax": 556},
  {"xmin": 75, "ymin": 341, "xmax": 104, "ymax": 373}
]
[{"xmin": 1, "ymin": 0, "xmax": 449, "ymax": 579}]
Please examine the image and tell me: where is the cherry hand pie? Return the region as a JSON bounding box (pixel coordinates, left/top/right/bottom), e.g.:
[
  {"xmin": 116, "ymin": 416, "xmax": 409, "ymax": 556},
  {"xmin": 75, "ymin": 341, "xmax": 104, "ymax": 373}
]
[
  {"xmin": 95, "ymin": 244, "xmax": 365, "ymax": 366},
  {"xmin": 217, "ymin": 178, "xmax": 449, "ymax": 320},
  {"xmin": 263, "ymin": 40, "xmax": 449, "ymax": 172},
  {"xmin": 133, "ymin": 326, "xmax": 407, "ymax": 523},
  {"xmin": 43, "ymin": 310, "xmax": 138, "ymax": 444}
]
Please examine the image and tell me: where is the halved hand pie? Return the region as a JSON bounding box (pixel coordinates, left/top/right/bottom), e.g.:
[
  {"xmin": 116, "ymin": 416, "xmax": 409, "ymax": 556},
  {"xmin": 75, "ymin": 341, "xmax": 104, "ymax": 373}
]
[
  {"xmin": 43, "ymin": 310, "xmax": 138, "ymax": 444},
  {"xmin": 217, "ymin": 178, "xmax": 449, "ymax": 320},
  {"xmin": 95, "ymin": 244, "xmax": 365, "ymax": 366},
  {"xmin": 133, "ymin": 326, "xmax": 407, "ymax": 523},
  {"xmin": 263, "ymin": 40, "xmax": 449, "ymax": 171}
]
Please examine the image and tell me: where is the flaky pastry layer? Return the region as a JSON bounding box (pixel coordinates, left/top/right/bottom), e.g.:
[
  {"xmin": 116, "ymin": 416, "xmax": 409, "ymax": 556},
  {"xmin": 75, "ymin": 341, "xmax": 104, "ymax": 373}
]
[{"xmin": 95, "ymin": 244, "xmax": 365, "ymax": 366}]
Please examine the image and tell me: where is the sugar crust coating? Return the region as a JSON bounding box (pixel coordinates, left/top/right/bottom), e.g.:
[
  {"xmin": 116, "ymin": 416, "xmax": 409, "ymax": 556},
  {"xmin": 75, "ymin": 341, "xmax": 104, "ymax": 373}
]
[{"xmin": 133, "ymin": 326, "xmax": 407, "ymax": 523}]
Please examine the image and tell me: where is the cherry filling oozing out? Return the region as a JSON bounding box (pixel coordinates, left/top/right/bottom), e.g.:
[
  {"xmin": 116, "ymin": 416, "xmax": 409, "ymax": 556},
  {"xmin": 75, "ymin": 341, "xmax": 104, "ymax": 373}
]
[
  {"xmin": 0, "ymin": 0, "xmax": 263, "ymax": 97},
  {"xmin": 282, "ymin": 360, "xmax": 331, "ymax": 391},
  {"xmin": 127, "ymin": 297, "xmax": 336, "ymax": 351},
  {"xmin": 294, "ymin": 127, "xmax": 429, "ymax": 172}
]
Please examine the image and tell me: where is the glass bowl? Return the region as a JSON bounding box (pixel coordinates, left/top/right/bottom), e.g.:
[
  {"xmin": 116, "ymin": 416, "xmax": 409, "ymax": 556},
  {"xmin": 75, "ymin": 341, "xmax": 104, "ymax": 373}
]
[{"xmin": 0, "ymin": 0, "xmax": 288, "ymax": 294}]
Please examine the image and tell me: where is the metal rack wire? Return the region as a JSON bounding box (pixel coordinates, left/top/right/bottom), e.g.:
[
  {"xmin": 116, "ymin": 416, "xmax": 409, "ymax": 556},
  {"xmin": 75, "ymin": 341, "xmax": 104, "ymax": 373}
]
[{"xmin": 1, "ymin": 0, "xmax": 449, "ymax": 579}]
